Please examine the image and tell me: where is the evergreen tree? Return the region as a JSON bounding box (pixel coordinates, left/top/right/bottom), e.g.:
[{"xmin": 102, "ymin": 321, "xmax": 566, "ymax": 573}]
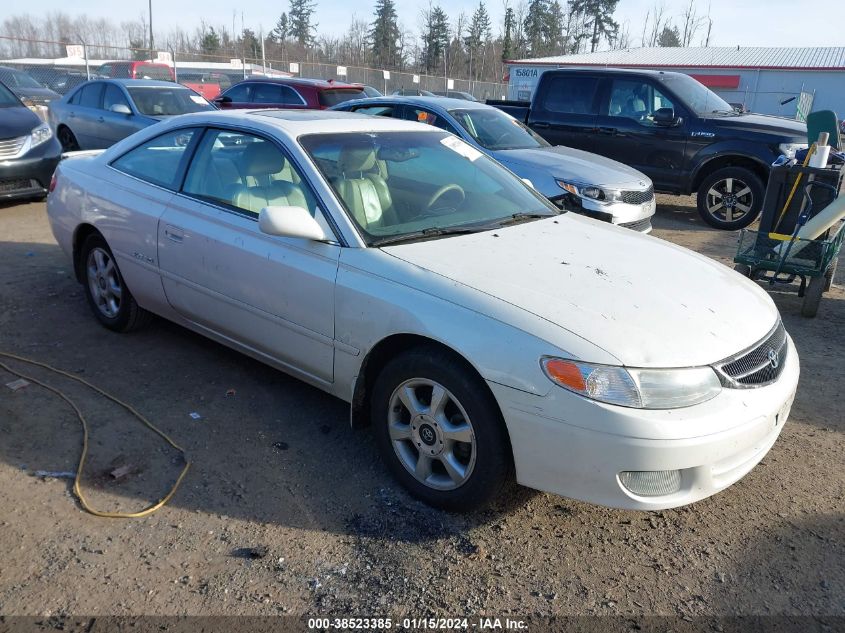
[
  {"xmin": 570, "ymin": 0, "xmax": 619, "ymax": 52},
  {"xmin": 272, "ymin": 13, "xmax": 289, "ymax": 43},
  {"xmin": 289, "ymin": 0, "xmax": 317, "ymax": 47},
  {"xmin": 199, "ymin": 26, "xmax": 221, "ymax": 55},
  {"xmin": 656, "ymin": 25, "xmax": 681, "ymax": 47},
  {"xmin": 502, "ymin": 6, "xmax": 515, "ymax": 61},
  {"xmin": 523, "ymin": 0, "xmax": 550, "ymax": 57},
  {"xmin": 464, "ymin": 1, "xmax": 491, "ymax": 78},
  {"xmin": 369, "ymin": 0, "xmax": 400, "ymax": 68},
  {"xmin": 421, "ymin": 5, "xmax": 450, "ymax": 73}
]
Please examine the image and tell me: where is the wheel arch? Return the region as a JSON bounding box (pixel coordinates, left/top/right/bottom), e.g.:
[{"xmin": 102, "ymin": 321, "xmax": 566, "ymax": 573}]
[
  {"xmin": 350, "ymin": 333, "xmax": 508, "ymax": 440},
  {"xmin": 690, "ymin": 154, "xmax": 769, "ymax": 193},
  {"xmin": 72, "ymin": 223, "xmax": 103, "ymax": 283}
]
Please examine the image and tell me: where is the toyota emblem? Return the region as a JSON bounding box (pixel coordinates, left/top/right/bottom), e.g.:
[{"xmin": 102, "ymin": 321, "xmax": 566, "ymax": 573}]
[{"xmin": 767, "ymin": 348, "xmax": 779, "ymax": 369}]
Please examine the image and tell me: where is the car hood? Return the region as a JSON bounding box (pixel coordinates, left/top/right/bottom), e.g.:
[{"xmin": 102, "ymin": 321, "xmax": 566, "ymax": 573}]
[
  {"xmin": 382, "ymin": 215, "xmax": 778, "ymax": 367},
  {"xmin": 0, "ymin": 104, "xmax": 40, "ymax": 137},
  {"xmin": 703, "ymin": 112, "xmax": 807, "ymax": 141},
  {"xmin": 11, "ymin": 86, "xmax": 60, "ymax": 103},
  {"xmin": 492, "ymin": 146, "xmax": 650, "ymax": 189}
]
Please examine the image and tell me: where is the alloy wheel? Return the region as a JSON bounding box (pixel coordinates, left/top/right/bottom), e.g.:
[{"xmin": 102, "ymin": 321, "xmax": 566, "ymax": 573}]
[
  {"xmin": 705, "ymin": 177, "xmax": 754, "ymax": 224},
  {"xmin": 387, "ymin": 378, "xmax": 477, "ymax": 491},
  {"xmin": 86, "ymin": 247, "xmax": 122, "ymax": 318}
]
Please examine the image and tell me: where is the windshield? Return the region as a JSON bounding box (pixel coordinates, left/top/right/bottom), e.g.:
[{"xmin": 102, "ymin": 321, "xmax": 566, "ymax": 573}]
[
  {"xmin": 0, "ymin": 81, "xmax": 21, "ymax": 106},
  {"xmin": 662, "ymin": 73, "xmax": 734, "ymax": 115},
  {"xmin": 127, "ymin": 87, "xmax": 213, "ymax": 116},
  {"xmin": 449, "ymin": 108, "xmax": 549, "ymax": 150},
  {"xmin": 0, "ymin": 68, "xmax": 43, "ymax": 89},
  {"xmin": 301, "ymin": 130, "xmax": 558, "ymax": 245}
]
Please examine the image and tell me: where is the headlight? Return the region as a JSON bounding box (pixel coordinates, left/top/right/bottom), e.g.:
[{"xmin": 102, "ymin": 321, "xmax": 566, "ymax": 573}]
[
  {"xmin": 540, "ymin": 357, "xmax": 722, "ymax": 409},
  {"xmin": 556, "ymin": 180, "xmax": 623, "ymax": 204},
  {"xmin": 30, "ymin": 123, "xmax": 53, "ymax": 149},
  {"xmin": 778, "ymin": 143, "xmax": 807, "ymax": 159}
]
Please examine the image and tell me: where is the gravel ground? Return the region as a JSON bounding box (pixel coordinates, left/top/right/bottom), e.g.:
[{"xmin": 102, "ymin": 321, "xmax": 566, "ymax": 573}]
[{"xmin": 0, "ymin": 197, "xmax": 842, "ymax": 622}]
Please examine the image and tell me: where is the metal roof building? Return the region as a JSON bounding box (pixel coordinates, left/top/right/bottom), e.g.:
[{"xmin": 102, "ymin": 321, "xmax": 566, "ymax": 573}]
[{"xmin": 506, "ymin": 46, "xmax": 845, "ymax": 118}]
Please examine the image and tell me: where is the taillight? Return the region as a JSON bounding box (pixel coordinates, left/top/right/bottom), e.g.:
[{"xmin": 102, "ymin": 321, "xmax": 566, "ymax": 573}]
[{"xmin": 49, "ymin": 173, "xmax": 57, "ymax": 193}]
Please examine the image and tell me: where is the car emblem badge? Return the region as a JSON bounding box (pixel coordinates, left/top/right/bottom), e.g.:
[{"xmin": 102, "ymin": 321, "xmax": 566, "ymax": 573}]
[{"xmin": 767, "ymin": 348, "xmax": 779, "ymax": 369}]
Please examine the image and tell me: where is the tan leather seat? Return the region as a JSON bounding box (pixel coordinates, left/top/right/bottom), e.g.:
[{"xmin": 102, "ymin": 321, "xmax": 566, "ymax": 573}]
[
  {"xmin": 334, "ymin": 144, "xmax": 396, "ymax": 230},
  {"xmin": 231, "ymin": 141, "xmax": 308, "ymax": 214}
]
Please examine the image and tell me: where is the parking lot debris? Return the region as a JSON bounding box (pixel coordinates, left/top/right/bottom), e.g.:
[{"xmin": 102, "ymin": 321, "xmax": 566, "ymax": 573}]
[
  {"xmin": 225, "ymin": 388, "xmax": 236, "ymax": 397},
  {"xmin": 34, "ymin": 470, "xmax": 75, "ymax": 479},
  {"xmin": 273, "ymin": 441, "xmax": 289, "ymax": 451},
  {"xmin": 109, "ymin": 465, "xmax": 134, "ymax": 480},
  {"xmin": 5, "ymin": 378, "xmax": 30, "ymax": 391},
  {"xmin": 189, "ymin": 412, "xmax": 202, "ymax": 420},
  {"xmin": 231, "ymin": 545, "xmax": 269, "ymax": 559}
]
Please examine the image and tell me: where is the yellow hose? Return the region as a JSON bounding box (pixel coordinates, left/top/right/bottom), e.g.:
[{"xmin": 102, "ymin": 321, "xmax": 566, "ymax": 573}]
[
  {"xmin": 774, "ymin": 143, "xmax": 817, "ymax": 231},
  {"xmin": 0, "ymin": 351, "xmax": 190, "ymax": 518}
]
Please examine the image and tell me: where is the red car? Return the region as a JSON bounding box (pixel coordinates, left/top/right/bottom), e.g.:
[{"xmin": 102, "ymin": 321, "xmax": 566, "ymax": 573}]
[
  {"xmin": 97, "ymin": 61, "xmax": 175, "ymax": 81},
  {"xmin": 213, "ymin": 77, "xmax": 367, "ymax": 110}
]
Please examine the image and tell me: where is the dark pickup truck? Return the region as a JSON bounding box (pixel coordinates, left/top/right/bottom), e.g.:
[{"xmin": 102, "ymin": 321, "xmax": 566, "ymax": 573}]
[{"xmin": 490, "ymin": 68, "xmax": 808, "ymax": 229}]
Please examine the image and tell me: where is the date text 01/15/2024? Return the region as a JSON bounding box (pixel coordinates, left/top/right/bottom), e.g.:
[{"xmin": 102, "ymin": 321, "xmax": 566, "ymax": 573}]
[{"xmin": 306, "ymin": 617, "xmax": 528, "ymax": 630}]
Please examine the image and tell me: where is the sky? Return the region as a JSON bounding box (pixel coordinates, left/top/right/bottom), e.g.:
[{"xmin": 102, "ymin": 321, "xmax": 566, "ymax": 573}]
[{"xmin": 11, "ymin": 0, "xmax": 845, "ymax": 48}]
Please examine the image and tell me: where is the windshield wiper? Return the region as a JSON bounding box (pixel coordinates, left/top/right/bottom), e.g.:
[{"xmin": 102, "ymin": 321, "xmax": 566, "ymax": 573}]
[
  {"xmin": 487, "ymin": 212, "xmax": 558, "ymax": 228},
  {"xmin": 371, "ymin": 226, "xmax": 483, "ymax": 247}
]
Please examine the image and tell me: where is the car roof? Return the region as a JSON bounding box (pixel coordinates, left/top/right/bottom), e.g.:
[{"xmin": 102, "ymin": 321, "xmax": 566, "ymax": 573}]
[
  {"xmin": 336, "ymin": 95, "xmax": 488, "ymax": 111},
  {"xmin": 239, "ymin": 76, "xmax": 364, "ymax": 89},
  {"xmin": 167, "ymin": 109, "xmax": 443, "ymax": 136},
  {"xmin": 102, "ymin": 79, "xmax": 186, "ymax": 88},
  {"xmin": 547, "ymin": 67, "xmax": 679, "ymax": 78}
]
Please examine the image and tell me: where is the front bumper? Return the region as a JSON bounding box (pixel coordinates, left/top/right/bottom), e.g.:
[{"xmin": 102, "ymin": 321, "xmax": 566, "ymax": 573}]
[
  {"xmin": 490, "ymin": 336, "xmax": 799, "ymax": 511},
  {"xmin": 0, "ymin": 138, "xmax": 61, "ymax": 200},
  {"xmin": 552, "ymin": 194, "xmax": 656, "ymax": 233}
]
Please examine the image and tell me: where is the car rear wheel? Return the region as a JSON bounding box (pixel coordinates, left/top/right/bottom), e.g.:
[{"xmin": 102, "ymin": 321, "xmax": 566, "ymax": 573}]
[
  {"xmin": 697, "ymin": 167, "xmax": 764, "ymax": 230},
  {"xmin": 80, "ymin": 234, "xmax": 150, "ymax": 332},
  {"xmin": 57, "ymin": 126, "xmax": 79, "ymax": 152},
  {"xmin": 371, "ymin": 347, "xmax": 512, "ymax": 511}
]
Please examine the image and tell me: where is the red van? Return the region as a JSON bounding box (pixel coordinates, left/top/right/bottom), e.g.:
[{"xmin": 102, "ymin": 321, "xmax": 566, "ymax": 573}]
[
  {"xmin": 213, "ymin": 77, "xmax": 366, "ymax": 110},
  {"xmin": 97, "ymin": 62, "xmax": 174, "ymax": 81}
]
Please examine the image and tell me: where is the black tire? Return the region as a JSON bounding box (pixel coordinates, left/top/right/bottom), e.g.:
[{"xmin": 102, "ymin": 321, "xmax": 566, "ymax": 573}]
[
  {"xmin": 733, "ymin": 263, "xmax": 752, "ymax": 277},
  {"xmin": 801, "ymin": 275, "xmax": 825, "ymax": 318},
  {"xmin": 80, "ymin": 233, "xmax": 151, "ymax": 332},
  {"xmin": 696, "ymin": 166, "xmax": 765, "ymax": 230},
  {"xmin": 57, "ymin": 126, "xmax": 79, "ymax": 152},
  {"xmin": 371, "ymin": 346, "xmax": 513, "ymax": 512}
]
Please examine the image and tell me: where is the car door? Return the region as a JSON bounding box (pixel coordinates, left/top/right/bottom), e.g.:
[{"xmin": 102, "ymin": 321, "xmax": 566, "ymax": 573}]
[
  {"xmin": 71, "ymin": 82, "xmax": 106, "ymax": 148},
  {"xmin": 100, "ymin": 83, "xmax": 142, "ymax": 146},
  {"xmin": 251, "ymin": 83, "xmax": 285, "ymax": 109},
  {"xmin": 216, "ymin": 82, "xmax": 252, "ymax": 109},
  {"xmin": 156, "ymin": 127, "xmax": 340, "ymax": 383},
  {"xmin": 348, "ymin": 103, "xmax": 402, "ymax": 119},
  {"xmin": 529, "ymin": 73, "xmax": 600, "ymax": 151},
  {"xmin": 591, "ymin": 77, "xmax": 689, "ymax": 191}
]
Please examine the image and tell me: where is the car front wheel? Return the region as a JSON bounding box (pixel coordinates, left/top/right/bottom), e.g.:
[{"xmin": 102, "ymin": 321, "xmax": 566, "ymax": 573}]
[
  {"xmin": 80, "ymin": 233, "xmax": 150, "ymax": 332},
  {"xmin": 57, "ymin": 126, "xmax": 79, "ymax": 152},
  {"xmin": 697, "ymin": 167, "xmax": 765, "ymax": 230},
  {"xmin": 371, "ymin": 347, "xmax": 512, "ymax": 511}
]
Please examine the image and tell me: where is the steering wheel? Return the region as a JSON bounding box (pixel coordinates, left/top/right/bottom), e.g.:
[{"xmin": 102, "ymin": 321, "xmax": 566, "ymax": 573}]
[{"xmin": 426, "ymin": 184, "xmax": 466, "ymax": 212}]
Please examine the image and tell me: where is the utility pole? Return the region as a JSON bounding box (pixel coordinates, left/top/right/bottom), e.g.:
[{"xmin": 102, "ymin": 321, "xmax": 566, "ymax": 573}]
[{"xmin": 148, "ymin": 0, "xmax": 154, "ymax": 60}]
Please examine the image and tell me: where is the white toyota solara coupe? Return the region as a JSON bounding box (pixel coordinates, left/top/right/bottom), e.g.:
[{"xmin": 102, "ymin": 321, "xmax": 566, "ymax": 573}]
[{"xmin": 47, "ymin": 110, "xmax": 799, "ymax": 512}]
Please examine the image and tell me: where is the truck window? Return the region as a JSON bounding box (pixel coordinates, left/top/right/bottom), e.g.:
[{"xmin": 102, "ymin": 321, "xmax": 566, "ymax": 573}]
[
  {"xmin": 607, "ymin": 79, "xmax": 676, "ymax": 126},
  {"xmin": 540, "ymin": 76, "xmax": 599, "ymax": 115}
]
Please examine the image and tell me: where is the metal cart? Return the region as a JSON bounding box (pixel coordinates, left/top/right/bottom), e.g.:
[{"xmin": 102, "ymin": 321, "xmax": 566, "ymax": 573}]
[{"xmin": 733, "ymin": 218, "xmax": 844, "ymax": 318}]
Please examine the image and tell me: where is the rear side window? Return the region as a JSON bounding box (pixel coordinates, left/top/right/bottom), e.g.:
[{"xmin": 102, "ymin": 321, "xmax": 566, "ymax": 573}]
[
  {"xmin": 252, "ymin": 83, "xmax": 282, "ymax": 103},
  {"xmin": 78, "ymin": 83, "xmax": 103, "ymax": 109},
  {"xmin": 110, "ymin": 64, "xmax": 131, "ymax": 79},
  {"xmin": 111, "ymin": 128, "xmax": 198, "ymax": 189},
  {"xmin": 353, "ymin": 105, "xmax": 394, "ymax": 117},
  {"xmin": 280, "ymin": 85, "xmax": 305, "ymax": 105},
  {"xmin": 224, "ymin": 82, "xmax": 251, "ymax": 102},
  {"xmin": 135, "ymin": 64, "xmax": 172, "ymax": 81},
  {"xmin": 540, "ymin": 75, "xmax": 599, "ymax": 115},
  {"xmin": 318, "ymin": 88, "xmax": 366, "ymax": 107}
]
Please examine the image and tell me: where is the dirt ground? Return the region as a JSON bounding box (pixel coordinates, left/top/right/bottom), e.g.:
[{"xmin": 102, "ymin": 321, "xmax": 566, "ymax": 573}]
[{"xmin": 0, "ymin": 197, "xmax": 842, "ymax": 622}]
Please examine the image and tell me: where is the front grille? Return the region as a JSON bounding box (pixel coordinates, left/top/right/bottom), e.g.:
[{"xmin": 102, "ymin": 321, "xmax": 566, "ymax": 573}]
[
  {"xmin": 0, "ymin": 135, "xmax": 27, "ymax": 159},
  {"xmin": 621, "ymin": 185, "xmax": 654, "ymax": 205},
  {"xmin": 619, "ymin": 217, "xmax": 652, "ymax": 232},
  {"xmin": 0, "ymin": 178, "xmax": 37, "ymax": 193},
  {"xmin": 715, "ymin": 321, "xmax": 788, "ymax": 388}
]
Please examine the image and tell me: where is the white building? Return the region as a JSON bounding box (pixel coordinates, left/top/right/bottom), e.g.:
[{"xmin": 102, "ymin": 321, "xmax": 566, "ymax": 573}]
[{"xmin": 506, "ymin": 47, "xmax": 845, "ymax": 118}]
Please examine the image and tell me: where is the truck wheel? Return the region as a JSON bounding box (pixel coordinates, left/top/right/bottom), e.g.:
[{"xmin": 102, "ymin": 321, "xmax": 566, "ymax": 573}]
[
  {"xmin": 697, "ymin": 167, "xmax": 764, "ymax": 230},
  {"xmin": 801, "ymin": 276, "xmax": 825, "ymax": 318}
]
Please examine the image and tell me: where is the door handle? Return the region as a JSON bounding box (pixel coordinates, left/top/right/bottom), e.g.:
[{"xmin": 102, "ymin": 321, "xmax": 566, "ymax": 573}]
[
  {"xmin": 97, "ymin": 116, "xmax": 104, "ymax": 123},
  {"xmin": 532, "ymin": 122, "xmax": 550, "ymax": 129},
  {"xmin": 598, "ymin": 127, "xmax": 617, "ymax": 135},
  {"xmin": 164, "ymin": 225, "xmax": 185, "ymax": 243},
  {"xmin": 68, "ymin": 112, "xmax": 75, "ymax": 118}
]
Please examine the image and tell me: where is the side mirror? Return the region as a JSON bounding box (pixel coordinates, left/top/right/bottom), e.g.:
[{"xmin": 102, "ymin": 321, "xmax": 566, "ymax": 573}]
[
  {"xmin": 214, "ymin": 95, "xmax": 232, "ymax": 104},
  {"xmin": 653, "ymin": 107, "xmax": 680, "ymax": 126},
  {"xmin": 110, "ymin": 103, "xmax": 132, "ymax": 115},
  {"xmin": 258, "ymin": 206, "xmax": 329, "ymax": 241}
]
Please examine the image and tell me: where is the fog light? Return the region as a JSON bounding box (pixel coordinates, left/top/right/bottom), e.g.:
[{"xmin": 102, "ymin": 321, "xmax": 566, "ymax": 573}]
[{"xmin": 619, "ymin": 470, "xmax": 682, "ymax": 497}]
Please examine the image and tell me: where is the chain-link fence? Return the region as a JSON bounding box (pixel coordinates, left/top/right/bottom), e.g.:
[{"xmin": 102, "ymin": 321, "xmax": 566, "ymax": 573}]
[{"xmin": 0, "ymin": 35, "xmax": 507, "ymax": 104}]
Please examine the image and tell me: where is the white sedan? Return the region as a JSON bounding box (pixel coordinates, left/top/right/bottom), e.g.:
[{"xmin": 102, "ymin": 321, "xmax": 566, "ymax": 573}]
[{"xmin": 47, "ymin": 110, "xmax": 799, "ymax": 512}]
